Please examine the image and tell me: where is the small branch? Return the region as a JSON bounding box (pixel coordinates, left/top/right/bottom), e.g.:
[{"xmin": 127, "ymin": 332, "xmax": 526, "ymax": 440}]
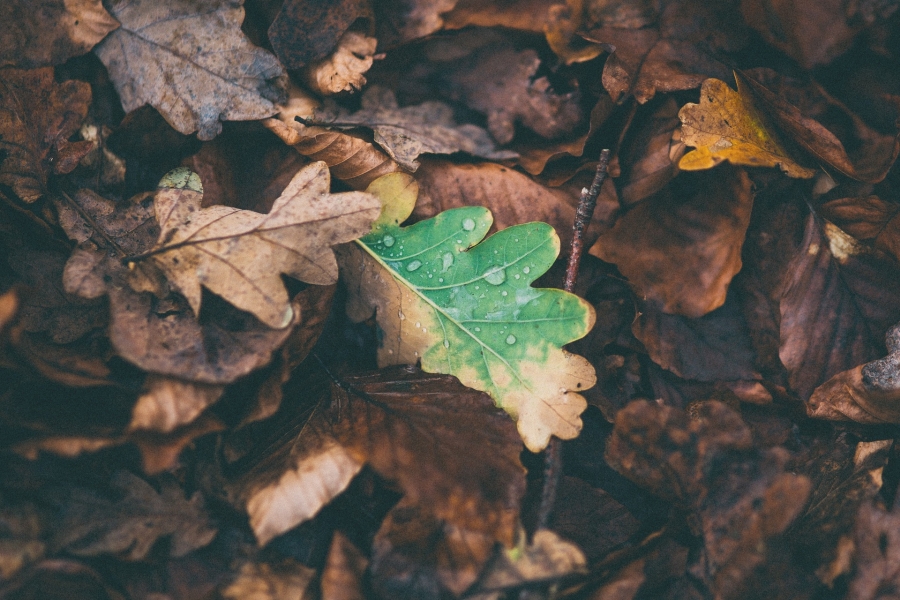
[{"xmin": 536, "ymin": 150, "xmax": 611, "ymax": 533}]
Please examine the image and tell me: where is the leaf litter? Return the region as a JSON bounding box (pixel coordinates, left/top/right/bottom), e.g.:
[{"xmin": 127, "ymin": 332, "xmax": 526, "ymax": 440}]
[{"xmin": 2, "ymin": 0, "xmax": 900, "ymax": 599}]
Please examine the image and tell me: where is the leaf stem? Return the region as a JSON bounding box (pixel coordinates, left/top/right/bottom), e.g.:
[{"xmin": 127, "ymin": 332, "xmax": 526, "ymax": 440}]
[{"xmin": 537, "ymin": 149, "xmax": 611, "ymax": 532}]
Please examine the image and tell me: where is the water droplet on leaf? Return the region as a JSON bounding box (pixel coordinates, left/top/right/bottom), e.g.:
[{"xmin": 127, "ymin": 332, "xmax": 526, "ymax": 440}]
[
  {"xmin": 382, "ymin": 235, "xmax": 395, "ymax": 247},
  {"xmin": 462, "ymin": 218, "xmax": 476, "ymax": 231},
  {"xmin": 406, "ymin": 260, "xmax": 422, "ymax": 271},
  {"xmin": 484, "ymin": 267, "xmax": 506, "ymax": 285},
  {"xmin": 506, "ymin": 335, "xmax": 517, "ymax": 345}
]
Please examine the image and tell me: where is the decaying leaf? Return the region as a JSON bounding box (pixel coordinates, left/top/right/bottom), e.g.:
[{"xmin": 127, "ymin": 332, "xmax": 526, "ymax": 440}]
[
  {"xmin": 779, "ymin": 215, "xmax": 900, "ymax": 401},
  {"xmin": 129, "ymin": 376, "xmax": 225, "ymax": 433},
  {"xmin": 342, "ymin": 173, "xmax": 596, "ymax": 451},
  {"xmin": 821, "ymin": 196, "xmax": 900, "ymax": 264},
  {"xmin": 591, "ymin": 166, "xmax": 754, "ymax": 318},
  {"xmin": 0, "ymin": 67, "xmax": 93, "ymax": 204},
  {"xmin": 238, "ymin": 365, "xmax": 525, "ymax": 550},
  {"xmin": 0, "ymin": 0, "xmax": 119, "ymax": 68},
  {"xmin": 303, "ymin": 31, "xmax": 378, "ymax": 96},
  {"xmin": 807, "ymin": 322, "xmax": 900, "ymax": 423},
  {"xmin": 267, "ymin": 0, "xmax": 369, "ymax": 70},
  {"xmin": 52, "ymin": 471, "xmax": 217, "ymax": 560},
  {"xmin": 94, "ymin": 0, "xmax": 286, "ymax": 140},
  {"xmin": 142, "ymin": 163, "xmax": 379, "ymax": 329},
  {"xmin": 316, "ymin": 86, "xmax": 517, "ymax": 171},
  {"xmin": 678, "ymin": 77, "xmax": 816, "ymax": 178}
]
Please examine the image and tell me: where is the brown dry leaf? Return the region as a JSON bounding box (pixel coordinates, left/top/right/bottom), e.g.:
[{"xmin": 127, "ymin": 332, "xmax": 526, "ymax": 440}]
[
  {"xmin": 316, "ymin": 86, "xmax": 517, "ymax": 171},
  {"xmin": 584, "ymin": 0, "xmax": 744, "ymax": 104},
  {"xmin": 821, "ymin": 196, "xmax": 900, "ymax": 264},
  {"xmin": 0, "ymin": 499, "xmax": 46, "ymax": 580},
  {"xmin": 442, "ymin": 0, "xmax": 558, "ymax": 32},
  {"xmin": 0, "ymin": 67, "xmax": 93, "ymax": 205},
  {"xmin": 321, "ymin": 531, "xmax": 368, "ymax": 600},
  {"xmin": 94, "ymin": 0, "xmax": 285, "ymax": 141},
  {"xmin": 807, "ymin": 322, "xmax": 900, "ymax": 423},
  {"xmin": 779, "ymin": 215, "xmax": 900, "ymax": 401},
  {"xmin": 544, "ymin": 0, "xmax": 604, "ymax": 65},
  {"xmin": 591, "ymin": 166, "xmax": 754, "ymax": 318},
  {"xmin": 267, "ymin": 0, "xmax": 368, "ymax": 70},
  {"xmin": 238, "ymin": 366, "xmax": 525, "ymax": 554},
  {"xmin": 848, "ymin": 500, "xmax": 900, "ymax": 600},
  {"xmin": 264, "ymin": 88, "xmax": 403, "ymax": 190},
  {"xmin": 737, "ymin": 71, "xmax": 900, "ymax": 183},
  {"xmin": 678, "ymin": 77, "xmax": 816, "ymax": 178},
  {"xmin": 129, "ymin": 376, "xmax": 225, "ymax": 433},
  {"xmin": 303, "ymin": 31, "xmax": 378, "ymax": 96},
  {"xmin": 605, "ymin": 400, "xmax": 813, "ymax": 599},
  {"xmin": 51, "ymin": 470, "xmax": 217, "ymax": 560},
  {"xmin": 633, "ymin": 293, "xmax": 760, "ymax": 382},
  {"xmin": 143, "ymin": 163, "xmax": 379, "ymax": 329},
  {"xmin": 57, "ymin": 189, "xmax": 311, "ymax": 384},
  {"xmin": 617, "ymin": 97, "xmax": 685, "ymax": 206},
  {"xmin": 221, "ymin": 559, "xmax": 315, "ymax": 600},
  {"xmin": 741, "ymin": 0, "xmax": 898, "ymax": 69},
  {"xmin": 373, "ymin": 0, "xmax": 458, "ymax": 47},
  {"xmin": 412, "ymin": 157, "xmax": 616, "ymax": 252},
  {"xmin": 0, "ymin": 0, "xmax": 119, "ymax": 68},
  {"xmin": 436, "ymin": 37, "xmax": 583, "ymax": 144}
]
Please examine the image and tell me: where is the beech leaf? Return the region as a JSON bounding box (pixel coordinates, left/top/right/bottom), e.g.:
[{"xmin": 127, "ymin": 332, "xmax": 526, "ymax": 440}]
[
  {"xmin": 94, "ymin": 0, "xmax": 285, "ymax": 140},
  {"xmin": 144, "ymin": 162, "xmax": 380, "ymax": 329},
  {"xmin": 679, "ymin": 77, "xmax": 816, "ymax": 178},
  {"xmin": 341, "ymin": 173, "xmax": 596, "ymax": 451}
]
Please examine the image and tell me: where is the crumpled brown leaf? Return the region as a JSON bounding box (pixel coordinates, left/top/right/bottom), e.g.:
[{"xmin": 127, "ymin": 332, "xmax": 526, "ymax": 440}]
[
  {"xmin": 142, "ymin": 163, "xmax": 379, "ymax": 329},
  {"xmin": 737, "ymin": 70, "xmax": 900, "ymax": 183},
  {"xmin": 0, "ymin": 0, "xmax": 119, "ymax": 68},
  {"xmin": 237, "ymin": 366, "xmax": 525, "ymax": 573},
  {"xmin": 848, "ymin": 500, "xmax": 900, "ymax": 600},
  {"xmin": 94, "ymin": 0, "xmax": 286, "ymax": 140},
  {"xmin": 820, "ymin": 195, "xmax": 900, "ymax": 264},
  {"xmin": 316, "ymin": 86, "xmax": 517, "ymax": 171},
  {"xmin": 129, "ymin": 376, "xmax": 224, "ymax": 433},
  {"xmin": 591, "ymin": 166, "xmax": 754, "ymax": 318},
  {"xmin": 807, "ymin": 322, "xmax": 900, "ymax": 423},
  {"xmin": 0, "ymin": 498, "xmax": 46, "ymax": 580},
  {"xmin": 584, "ymin": 0, "xmax": 744, "ymax": 103},
  {"xmin": 303, "ymin": 31, "xmax": 378, "ymax": 96},
  {"xmin": 52, "ymin": 470, "xmax": 217, "ymax": 560},
  {"xmin": 267, "ymin": 0, "xmax": 368, "ymax": 70},
  {"xmin": 321, "ymin": 531, "xmax": 367, "ymax": 600},
  {"xmin": 0, "ymin": 67, "xmax": 93, "ymax": 205},
  {"xmin": 617, "ymin": 97, "xmax": 685, "ymax": 206},
  {"xmin": 221, "ymin": 558, "xmax": 316, "ymax": 600},
  {"xmin": 779, "ymin": 215, "xmax": 900, "ymax": 401},
  {"xmin": 373, "ymin": 0, "xmax": 458, "ymax": 47},
  {"xmin": 434, "ymin": 34, "xmax": 583, "ymax": 144},
  {"xmin": 605, "ymin": 400, "xmax": 812, "ymax": 599}
]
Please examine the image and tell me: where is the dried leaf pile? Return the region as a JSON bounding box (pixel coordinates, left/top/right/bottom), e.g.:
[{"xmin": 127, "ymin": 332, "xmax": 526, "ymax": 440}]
[{"xmin": 2, "ymin": 1, "xmax": 900, "ymax": 599}]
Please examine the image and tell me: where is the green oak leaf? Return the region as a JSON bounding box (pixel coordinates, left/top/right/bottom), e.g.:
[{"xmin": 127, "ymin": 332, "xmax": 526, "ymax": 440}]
[{"xmin": 340, "ymin": 173, "xmax": 596, "ymax": 451}]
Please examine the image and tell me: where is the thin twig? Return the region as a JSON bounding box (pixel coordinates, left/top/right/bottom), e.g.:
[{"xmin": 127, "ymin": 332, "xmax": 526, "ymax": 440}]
[{"xmin": 536, "ymin": 150, "xmax": 611, "ymax": 533}]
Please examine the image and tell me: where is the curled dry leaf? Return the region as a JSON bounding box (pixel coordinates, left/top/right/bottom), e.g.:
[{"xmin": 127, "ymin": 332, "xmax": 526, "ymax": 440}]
[
  {"xmin": 264, "ymin": 88, "xmax": 402, "ymax": 190},
  {"xmin": 779, "ymin": 215, "xmax": 900, "ymax": 401},
  {"xmin": 543, "ymin": 0, "xmax": 604, "ymax": 65},
  {"xmin": 316, "ymin": 86, "xmax": 516, "ymax": 171},
  {"xmin": 605, "ymin": 400, "xmax": 812, "ymax": 598},
  {"xmin": 737, "ymin": 70, "xmax": 900, "ymax": 184},
  {"xmin": 142, "ymin": 163, "xmax": 379, "ymax": 329},
  {"xmin": 267, "ymin": 0, "xmax": 369, "ymax": 70},
  {"xmin": 129, "ymin": 376, "xmax": 225, "ymax": 434},
  {"xmin": 591, "ymin": 166, "xmax": 754, "ymax": 318},
  {"xmin": 373, "ymin": 0, "xmax": 458, "ymax": 47},
  {"xmin": 94, "ymin": 0, "xmax": 285, "ymax": 140},
  {"xmin": 321, "ymin": 532, "xmax": 367, "ymax": 600},
  {"xmin": 0, "ymin": 0, "xmax": 119, "ymax": 68},
  {"xmin": 807, "ymin": 322, "xmax": 900, "ymax": 423},
  {"xmin": 52, "ymin": 471, "xmax": 217, "ymax": 560},
  {"xmin": 342, "ymin": 173, "xmax": 596, "ymax": 451},
  {"xmin": 0, "ymin": 67, "xmax": 93, "ymax": 204},
  {"xmin": 238, "ymin": 365, "xmax": 525, "ymax": 551},
  {"xmin": 0, "ymin": 499, "xmax": 46, "ymax": 580},
  {"xmin": 820, "ymin": 196, "xmax": 900, "ymax": 264},
  {"xmin": 678, "ymin": 77, "xmax": 816, "ymax": 178},
  {"xmin": 303, "ymin": 31, "xmax": 377, "ymax": 96}
]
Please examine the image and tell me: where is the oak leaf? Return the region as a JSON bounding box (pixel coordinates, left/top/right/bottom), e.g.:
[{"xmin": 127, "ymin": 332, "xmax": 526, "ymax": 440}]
[
  {"xmin": 267, "ymin": 0, "xmax": 368, "ymax": 70},
  {"xmin": 303, "ymin": 31, "xmax": 377, "ymax": 96},
  {"xmin": 315, "ymin": 86, "xmax": 517, "ymax": 171},
  {"xmin": 678, "ymin": 77, "xmax": 816, "ymax": 178},
  {"xmin": 0, "ymin": 67, "xmax": 93, "ymax": 205},
  {"xmin": 341, "ymin": 173, "xmax": 596, "ymax": 451},
  {"xmin": 94, "ymin": 0, "xmax": 285, "ymax": 140},
  {"xmin": 143, "ymin": 163, "xmax": 380, "ymax": 329},
  {"xmin": 0, "ymin": 0, "xmax": 119, "ymax": 68}
]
